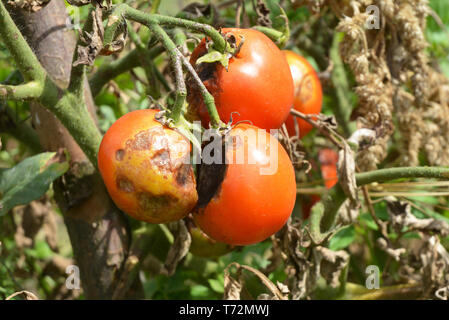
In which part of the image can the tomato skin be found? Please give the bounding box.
[193,123,297,246]
[319,148,339,189]
[283,50,323,138]
[188,28,294,130]
[301,148,338,219]
[97,109,198,224]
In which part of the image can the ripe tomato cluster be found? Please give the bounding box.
[98,28,325,250]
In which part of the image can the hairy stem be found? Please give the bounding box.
[148,23,186,123]
[0,82,43,100]
[117,4,226,52]
[0,1,45,82]
[319,166,449,232]
[89,46,164,97]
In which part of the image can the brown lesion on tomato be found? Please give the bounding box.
[195,140,227,209]
[137,191,177,212]
[175,163,194,187]
[116,175,135,193]
[115,149,125,161]
[186,43,221,119]
[126,127,167,151]
[298,74,313,103]
[150,148,171,172]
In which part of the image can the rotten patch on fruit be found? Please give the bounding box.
[116,175,134,193]
[115,149,125,161]
[195,136,228,209]
[137,192,175,213]
[176,163,194,187]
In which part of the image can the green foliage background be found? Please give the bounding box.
[1,0,449,300]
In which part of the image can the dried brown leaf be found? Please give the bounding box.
[6,290,39,300]
[162,220,191,276]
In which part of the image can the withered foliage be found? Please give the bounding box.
[6,0,50,12]
[335,0,449,169]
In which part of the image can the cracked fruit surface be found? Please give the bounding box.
[193,123,297,246]
[283,50,323,138]
[98,109,198,224]
[188,28,294,130]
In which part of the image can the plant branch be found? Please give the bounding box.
[116,4,226,52]
[148,23,186,123]
[319,166,449,233]
[0,82,43,100]
[89,46,164,97]
[0,1,45,82]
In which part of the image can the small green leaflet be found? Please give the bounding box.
[329,225,356,251]
[196,50,230,70]
[0,152,69,216]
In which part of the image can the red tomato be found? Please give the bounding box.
[98,109,198,223]
[301,149,338,219]
[283,50,323,138]
[319,148,339,189]
[193,123,297,245]
[188,28,294,130]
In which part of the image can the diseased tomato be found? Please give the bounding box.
[188,28,294,130]
[301,148,338,219]
[193,123,297,246]
[283,50,323,138]
[97,109,198,224]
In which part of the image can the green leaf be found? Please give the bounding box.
[359,213,379,231]
[190,284,212,299]
[196,50,229,69]
[0,152,69,215]
[208,278,224,294]
[329,225,356,251]
[25,240,54,260]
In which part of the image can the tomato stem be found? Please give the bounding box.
[120,4,227,53]
[252,26,288,47]
[148,23,187,123]
[315,166,449,235]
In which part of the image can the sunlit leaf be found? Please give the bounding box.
[0,152,69,215]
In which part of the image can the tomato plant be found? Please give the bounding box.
[97,109,198,223]
[193,123,297,246]
[188,28,294,130]
[283,50,323,138]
